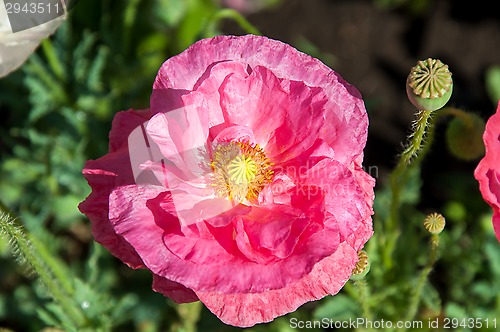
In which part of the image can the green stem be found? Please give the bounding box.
[403,235,440,328]
[390,110,433,224]
[172,301,202,332]
[28,234,74,296]
[0,204,73,294]
[384,110,435,269]
[207,9,261,36]
[412,107,465,167]
[0,211,86,328]
[353,279,373,321]
[439,107,475,126]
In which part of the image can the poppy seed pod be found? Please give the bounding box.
[424,213,446,235]
[406,58,453,111]
[350,250,370,280]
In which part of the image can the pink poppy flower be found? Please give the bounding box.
[475,101,500,241]
[79,35,375,327]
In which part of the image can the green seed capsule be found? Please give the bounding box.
[424,213,446,235]
[407,58,453,111]
[350,250,370,280]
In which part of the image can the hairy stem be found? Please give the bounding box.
[354,279,373,321]
[390,110,433,225]
[0,211,86,328]
[403,235,440,328]
[384,110,435,269]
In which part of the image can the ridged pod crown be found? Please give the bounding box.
[407,58,453,111]
[350,250,370,280]
[424,213,446,235]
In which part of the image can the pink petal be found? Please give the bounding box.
[145,109,210,185]
[79,109,157,268]
[139,159,211,196]
[218,65,287,146]
[110,186,339,294]
[210,124,256,144]
[234,197,329,263]
[152,35,368,164]
[149,88,191,115]
[265,80,327,162]
[487,170,500,242]
[475,101,500,240]
[151,60,249,124]
[109,109,152,153]
[152,274,198,303]
[303,159,373,250]
[79,152,144,269]
[494,214,500,242]
[258,172,296,206]
[146,108,209,163]
[196,242,358,327]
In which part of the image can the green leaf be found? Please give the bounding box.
[373,166,422,221]
[484,241,500,276]
[421,282,442,314]
[73,278,111,324]
[109,293,139,326]
[175,0,217,52]
[51,196,84,227]
[313,294,359,320]
[37,306,65,329]
[471,282,498,302]
[155,0,188,27]
[400,166,422,205]
[445,302,468,319]
[87,46,109,93]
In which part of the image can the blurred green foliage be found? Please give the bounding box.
[0,0,237,330]
[373,0,433,15]
[485,66,500,105]
[0,0,499,331]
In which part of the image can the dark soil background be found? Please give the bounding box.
[225,0,500,209]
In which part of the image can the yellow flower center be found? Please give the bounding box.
[210,141,273,203]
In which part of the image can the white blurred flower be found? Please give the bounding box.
[0,0,66,78]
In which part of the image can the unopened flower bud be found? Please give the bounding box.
[424,213,446,234]
[351,250,370,280]
[446,112,485,160]
[407,58,453,111]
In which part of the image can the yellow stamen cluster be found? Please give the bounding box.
[210,141,273,203]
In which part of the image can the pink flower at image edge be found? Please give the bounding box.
[79,35,375,327]
[475,101,500,241]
